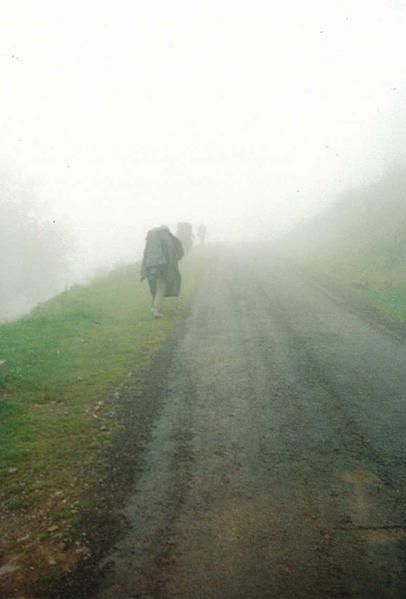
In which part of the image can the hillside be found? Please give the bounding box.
[285,167,406,320]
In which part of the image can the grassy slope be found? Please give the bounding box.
[0,252,203,590]
[286,169,406,320]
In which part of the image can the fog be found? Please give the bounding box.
[2,0,406,316]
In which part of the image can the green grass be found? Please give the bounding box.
[291,248,406,322]
[360,285,406,321]
[0,255,203,508]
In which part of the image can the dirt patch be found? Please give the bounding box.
[342,471,381,524]
[0,479,85,599]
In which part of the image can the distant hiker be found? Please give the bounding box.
[176,222,194,254]
[141,226,184,318]
[197,223,208,245]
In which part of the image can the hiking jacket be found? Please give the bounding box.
[140,227,184,297]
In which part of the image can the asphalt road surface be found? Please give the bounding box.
[90,249,406,599]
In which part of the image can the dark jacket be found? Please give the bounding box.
[141,227,184,297]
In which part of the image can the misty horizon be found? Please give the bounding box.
[2,0,406,317]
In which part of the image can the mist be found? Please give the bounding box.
[0,171,72,319]
[2,0,406,316]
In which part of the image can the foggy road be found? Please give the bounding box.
[88,249,406,599]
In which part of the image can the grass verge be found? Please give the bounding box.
[0,251,204,597]
[289,249,406,324]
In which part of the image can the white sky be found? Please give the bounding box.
[2,0,406,271]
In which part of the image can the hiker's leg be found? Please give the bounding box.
[153,275,166,314]
[148,277,156,301]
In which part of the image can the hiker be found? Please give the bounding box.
[176,221,194,254]
[141,226,184,318]
[197,223,208,245]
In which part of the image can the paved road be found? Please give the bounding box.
[92,249,406,598]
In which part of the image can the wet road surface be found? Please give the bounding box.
[91,250,406,598]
